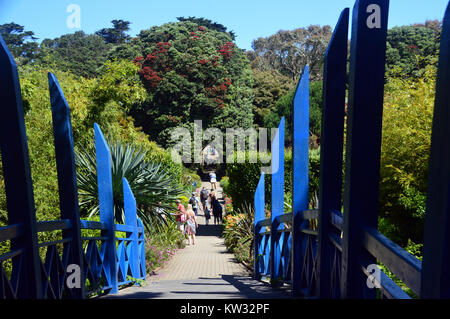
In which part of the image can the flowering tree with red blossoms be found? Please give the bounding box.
[129,21,254,147]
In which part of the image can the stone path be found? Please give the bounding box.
[102,181,292,299]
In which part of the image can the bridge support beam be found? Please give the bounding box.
[291,67,310,296]
[421,2,450,299]
[341,0,389,299]
[316,8,349,299]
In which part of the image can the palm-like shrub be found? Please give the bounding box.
[222,202,254,264]
[75,140,184,231]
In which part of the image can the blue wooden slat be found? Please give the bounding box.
[270,117,285,283]
[94,124,118,293]
[254,173,265,280]
[316,8,349,299]
[48,72,85,298]
[0,34,42,299]
[421,1,450,299]
[137,218,146,278]
[0,224,24,242]
[80,220,108,230]
[122,178,140,280]
[292,66,310,296]
[363,227,421,295]
[341,0,389,299]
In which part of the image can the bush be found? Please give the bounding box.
[225,148,320,210]
[222,203,254,267]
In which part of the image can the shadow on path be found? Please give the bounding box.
[102,275,293,299]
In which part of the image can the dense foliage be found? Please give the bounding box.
[247,25,332,81]
[75,140,184,231]
[386,22,441,78]
[378,62,437,246]
[264,80,323,146]
[225,148,321,210]
[129,21,254,147]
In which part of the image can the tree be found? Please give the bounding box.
[0,22,38,63]
[248,25,332,81]
[38,31,111,78]
[130,21,254,147]
[176,17,236,40]
[264,81,323,146]
[96,19,132,44]
[251,69,294,127]
[386,24,440,78]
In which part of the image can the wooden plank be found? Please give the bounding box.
[94,124,118,293]
[122,178,140,278]
[360,264,411,299]
[48,73,85,298]
[421,2,450,299]
[256,218,271,228]
[330,210,344,231]
[0,34,42,299]
[254,174,265,280]
[80,236,108,241]
[275,213,293,225]
[341,0,389,299]
[36,220,71,233]
[114,224,135,233]
[292,65,310,297]
[301,210,319,220]
[80,220,108,230]
[316,8,349,299]
[0,224,24,242]
[0,248,23,263]
[270,118,285,283]
[363,227,422,296]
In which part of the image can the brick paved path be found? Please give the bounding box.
[103,181,292,299]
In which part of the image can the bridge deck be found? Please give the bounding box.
[102,182,292,299]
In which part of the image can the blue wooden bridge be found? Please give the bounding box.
[2,0,450,299]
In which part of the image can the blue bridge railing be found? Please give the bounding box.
[0,36,145,298]
[254,0,450,299]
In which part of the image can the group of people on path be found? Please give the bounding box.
[174,184,223,246]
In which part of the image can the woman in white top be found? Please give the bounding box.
[209,172,217,190]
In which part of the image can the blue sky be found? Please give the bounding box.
[0,0,448,51]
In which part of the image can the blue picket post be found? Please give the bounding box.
[94,123,119,294]
[316,8,349,299]
[291,66,310,296]
[48,73,85,298]
[254,173,265,280]
[421,2,450,299]
[270,117,285,285]
[137,218,146,278]
[122,177,140,281]
[341,0,389,298]
[0,35,42,299]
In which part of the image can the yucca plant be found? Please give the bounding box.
[75,140,184,231]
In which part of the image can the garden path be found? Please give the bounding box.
[102,181,292,299]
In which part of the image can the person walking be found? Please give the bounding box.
[185,204,198,245]
[209,171,217,190]
[204,202,211,225]
[175,199,186,235]
[189,192,200,216]
[211,194,223,225]
[200,187,209,211]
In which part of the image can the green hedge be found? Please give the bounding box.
[225,148,320,210]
